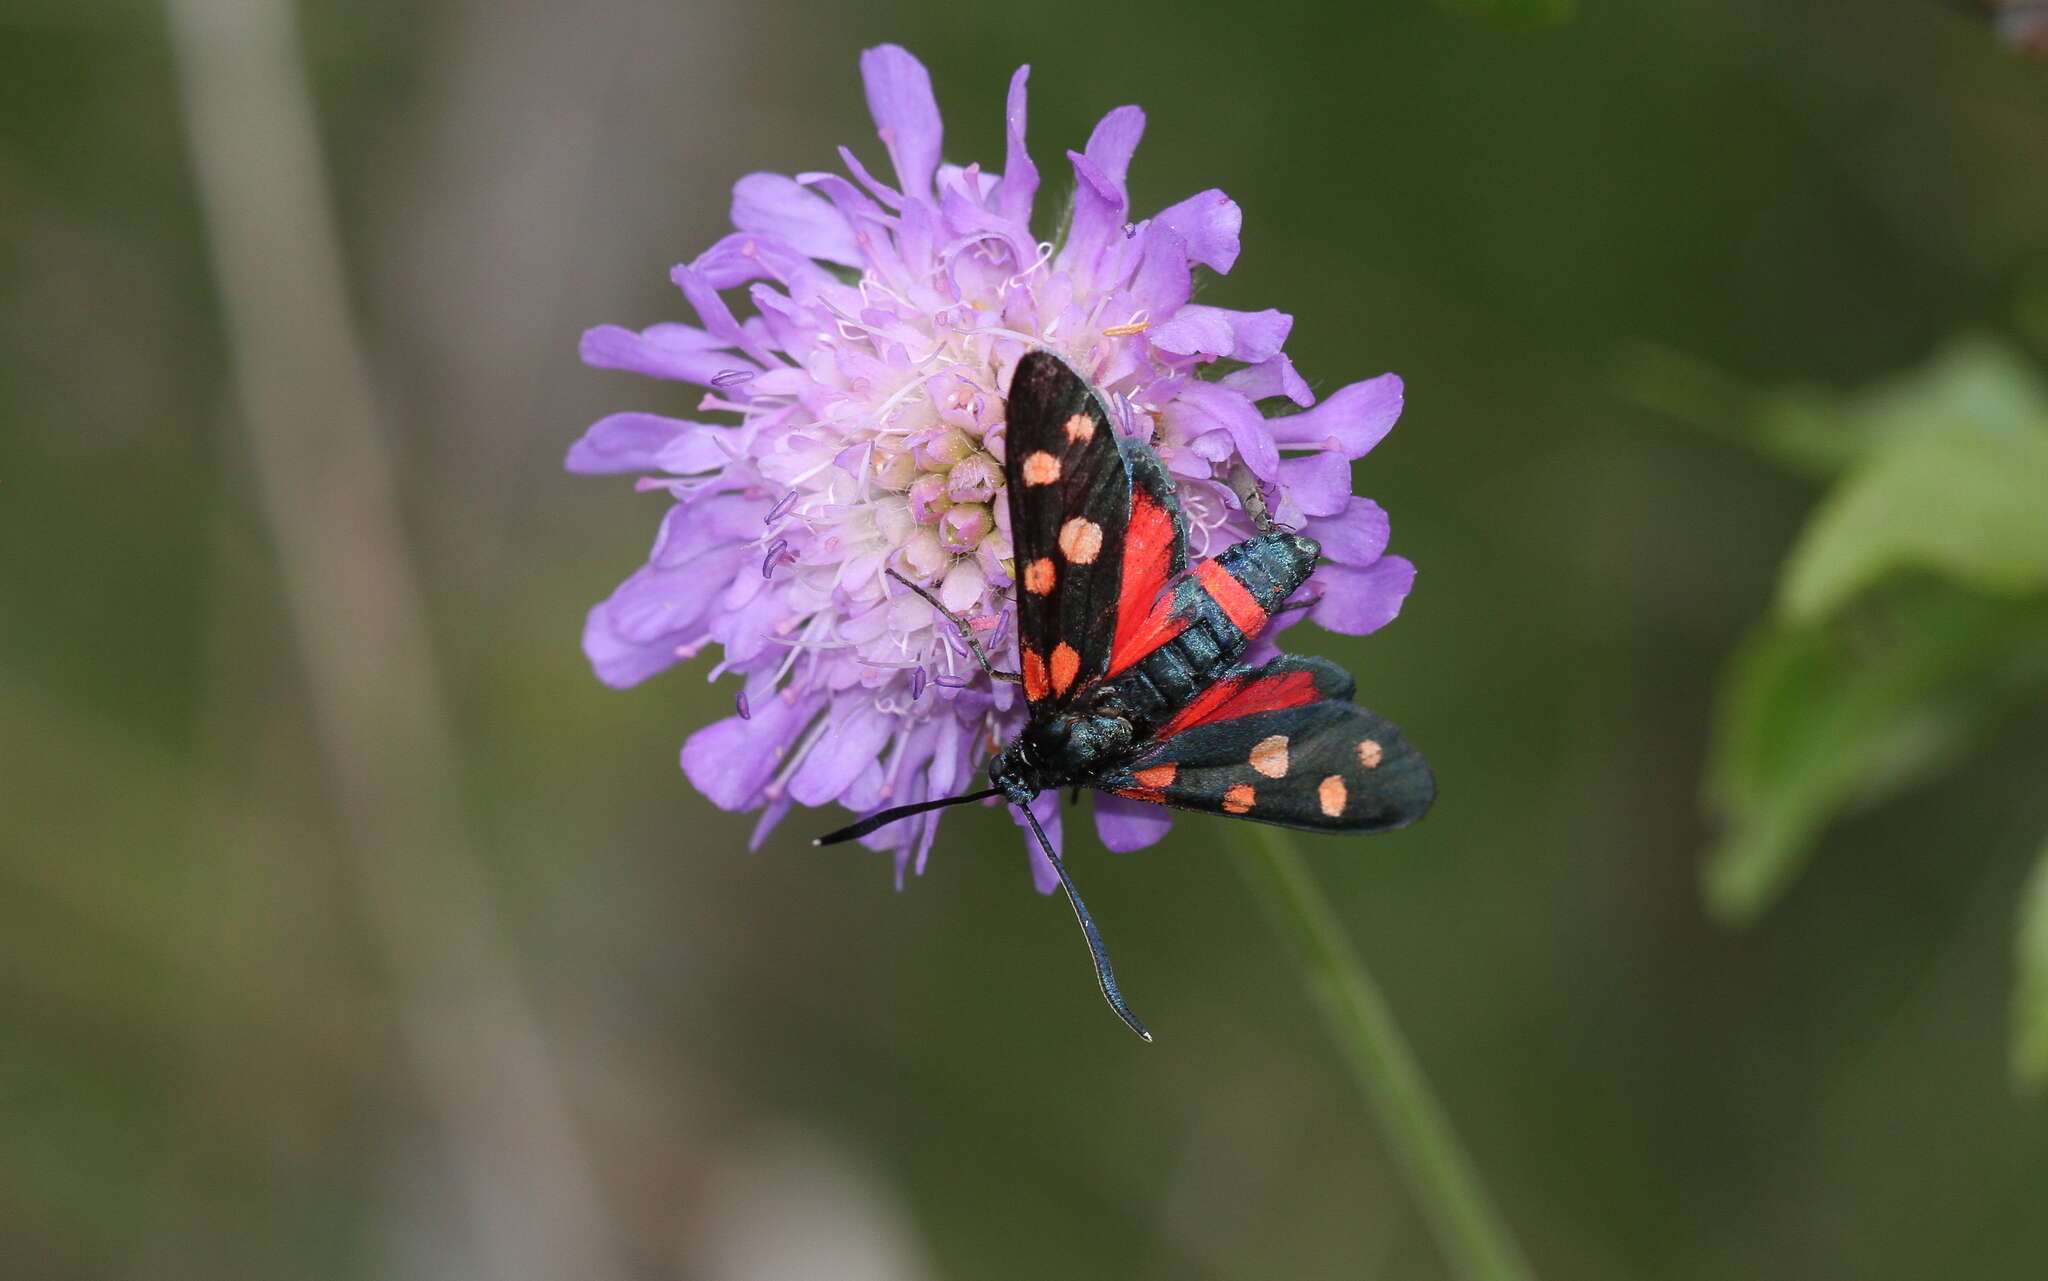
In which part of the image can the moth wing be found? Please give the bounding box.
[1097,655,1435,833]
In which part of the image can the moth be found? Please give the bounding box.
[818,349,1434,1039]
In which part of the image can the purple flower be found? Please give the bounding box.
[571,45,1415,890]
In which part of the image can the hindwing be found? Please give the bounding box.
[1097,655,1436,833]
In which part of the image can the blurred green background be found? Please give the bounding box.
[6,1,2048,1278]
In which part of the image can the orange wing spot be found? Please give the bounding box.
[1358,739,1384,769]
[1133,763,1178,789]
[1117,787,1167,804]
[1063,412,1095,443]
[1318,775,1348,818]
[1050,642,1080,695]
[1195,559,1269,637]
[1021,451,1061,485]
[1222,783,1255,814]
[1250,734,1290,778]
[1023,557,1056,595]
[1022,649,1050,701]
[1057,517,1104,564]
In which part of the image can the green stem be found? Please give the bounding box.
[1234,826,1537,1281]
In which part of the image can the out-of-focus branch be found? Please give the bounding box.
[162,1,625,1277]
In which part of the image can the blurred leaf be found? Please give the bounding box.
[1703,592,2041,923]
[1776,342,2048,622]
[1435,0,1575,29]
[2018,836,2048,1094]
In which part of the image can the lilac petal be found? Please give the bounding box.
[1149,188,1242,274]
[731,173,863,266]
[1165,382,1279,482]
[1277,450,1354,518]
[788,697,894,806]
[860,44,943,198]
[1311,555,1415,636]
[996,65,1038,224]
[682,692,816,810]
[1311,496,1391,565]
[1149,305,1292,363]
[582,598,687,689]
[1268,373,1403,457]
[670,264,778,368]
[1128,226,1193,315]
[566,412,693,474]
[1221,354,1315,408]
[1012,791,1064,895]
[1084,105,1145,189]
[1094,792,1173,852]
[580,324,740,386]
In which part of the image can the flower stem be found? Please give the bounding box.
[1234,826,1537,1281]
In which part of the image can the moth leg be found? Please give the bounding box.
[1273,593,1323,617]
[1223,460,1279,534]
[886,569,1023,684]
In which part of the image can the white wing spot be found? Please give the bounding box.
[1064,413,1095,443]
[1058,517,1103,564]
[1250,734,1290,778]
[1358,739,1384,769]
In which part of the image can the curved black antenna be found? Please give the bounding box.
[1017,801,1152,1043]
[813,787,1002,846]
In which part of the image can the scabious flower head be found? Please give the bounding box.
[572,45,1415,890]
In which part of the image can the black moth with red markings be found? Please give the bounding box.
[817,349,1434,1039]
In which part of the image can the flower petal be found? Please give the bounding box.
[565,412,693,474]
[730,174,864,267]
[1268,373,1403,457]
[1310,555,1415,635]
[580,323,740,386]
[1164,381,1279,482]
[1149,188,1241,274]
[1221,354,1314,408]
[1094,793,1173,852]
[997,64,1038,225]
[1310,496,1391,565]
[860,44,943,198]
[1277,449,1354,518]
[789,697,895,806]
[1148,305,1292,363]
[682,692,818,809]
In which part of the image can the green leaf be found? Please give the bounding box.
[1435,0,1576,29]
[1777,342,2048,623]
[2017,837,2048,1094]
[1702,592,2036,923]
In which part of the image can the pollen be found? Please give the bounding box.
[1133,763,1177,789]
[1063,413,1095,443]
[1222,783,1255,814]
[1021,451,1061,485]
[1101,320,1150,337]
[1058,517,1104,564]
[1249,734,1290,778]
[1024,557,1056,594]
[1358,739,1384,769]
[1318,775,1347,818]
[1050,641,1080,695]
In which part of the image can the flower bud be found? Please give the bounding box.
[938,502,992,553]
[898,527,949,580]
[872,447,918,490]
[907,472,951,524]
[912,427,974,471]
[946,454,1001,504]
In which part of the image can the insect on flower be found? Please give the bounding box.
[817,350,1435,1040]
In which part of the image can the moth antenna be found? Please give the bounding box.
[1017,801,1153,1043]
[814,787,1002,846]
